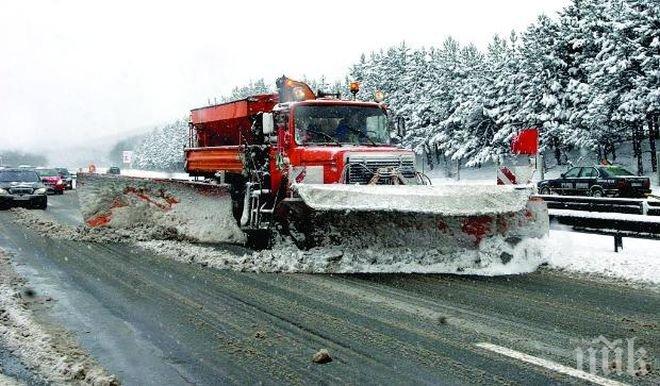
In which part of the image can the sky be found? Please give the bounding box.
[0,0,570,153]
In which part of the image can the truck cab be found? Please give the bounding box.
[185,77,422,238]
[265,98,417,190]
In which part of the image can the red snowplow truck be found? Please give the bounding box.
[78,76,548,272]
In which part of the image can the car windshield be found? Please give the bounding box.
[56,168,70,176]
[294,105,389,146]
[602,166,634,176]
[36,169,58,177]
[0,170,40,183]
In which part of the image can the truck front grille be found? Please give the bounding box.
[346,155,416,184]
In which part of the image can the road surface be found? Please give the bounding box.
[0,191,658,385]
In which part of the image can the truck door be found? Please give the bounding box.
[560,167,582,195]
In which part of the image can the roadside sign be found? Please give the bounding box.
[122,151,133,164]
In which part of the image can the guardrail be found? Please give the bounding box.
[548,209,660,252]
[536,194,660,216]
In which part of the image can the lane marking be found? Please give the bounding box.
[475,342,628,386]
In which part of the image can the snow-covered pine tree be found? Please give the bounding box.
[133,119,188,171]
[222,79,272,102]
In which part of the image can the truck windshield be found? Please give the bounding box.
[294,105,389,146]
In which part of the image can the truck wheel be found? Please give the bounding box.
[244,229,271,250]
[591,188,604,198]
[229,181,246,224]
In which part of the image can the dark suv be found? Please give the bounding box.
[0,168,48,209]
[538,165,651,198]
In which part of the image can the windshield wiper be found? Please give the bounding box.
[305,129,341,146]
[347,128,377,146]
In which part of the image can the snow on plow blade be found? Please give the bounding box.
[76,174,244,243]
[279,184,549,274]
[293,184,533,216]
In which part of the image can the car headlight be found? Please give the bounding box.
[0,188,7,195]
[34,188,47,194]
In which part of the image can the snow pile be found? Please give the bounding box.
[0,374,24,386]
[10,207,195,243]
[138,234,547,275]
[11,192,550,275]
[0,250,119,385]
[77,174,245,244]
[544,230,660,287]
[9,208,79,240]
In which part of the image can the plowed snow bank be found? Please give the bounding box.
[545,229,660,286]
[138,236,547,275]
[0,250,119,385]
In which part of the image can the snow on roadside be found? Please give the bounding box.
[544,229,660,287]
[138,234,547,275]
[10,205,547,275]
[0,373,25,386]
[0,250,119,385]
[9,202,659,284]
[9,208,191,243]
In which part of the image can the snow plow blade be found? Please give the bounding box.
[76,174,244,243]
[276,184,549,274]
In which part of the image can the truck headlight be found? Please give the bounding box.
[34,187,47,194]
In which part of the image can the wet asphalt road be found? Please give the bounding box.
[0,191,658,385]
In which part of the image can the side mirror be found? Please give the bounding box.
[263,113,274,135]
[560,173,566,178]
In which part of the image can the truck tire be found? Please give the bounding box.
[244,229,271,250]
[229,179,246,225]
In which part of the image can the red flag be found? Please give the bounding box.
[511,128,539,155]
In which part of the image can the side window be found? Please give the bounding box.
[564,168,581,178]
[580,168,598,178]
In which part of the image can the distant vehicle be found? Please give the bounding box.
[107,166,121,175]
[55,167,73,190]
[537,165,651,198]
[0,168,48,209]
[35,168,65,195]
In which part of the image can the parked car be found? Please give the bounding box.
[35,168,65,195]
[0,168,48,209]
[55,167,74,190]
[107,166,121,175]
[537,165,651,198]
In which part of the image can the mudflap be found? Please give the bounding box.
[276,194,549,273]
[76,173,245,244]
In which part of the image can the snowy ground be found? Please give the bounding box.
[0,249,118,385]
[545,229,660,286]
